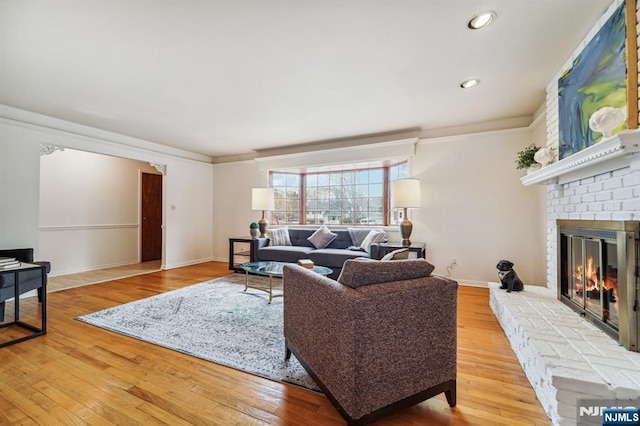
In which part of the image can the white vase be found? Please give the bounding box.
[588,107,626,139]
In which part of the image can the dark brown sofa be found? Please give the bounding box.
[283,258,458,425]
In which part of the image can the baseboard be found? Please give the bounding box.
[163,257,214,270]
[456,279,488,288]
[49,260,141,277]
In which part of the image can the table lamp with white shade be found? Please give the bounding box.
[391,179,421,246]
[252,188,275,238]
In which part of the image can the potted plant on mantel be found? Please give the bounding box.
[515,144,542,174]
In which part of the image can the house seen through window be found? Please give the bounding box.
[271,161,408,226]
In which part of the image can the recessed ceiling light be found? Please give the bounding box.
[468,11,496,29]
[460,79,480,89]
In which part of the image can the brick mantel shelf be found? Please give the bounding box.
[521,131,640,186]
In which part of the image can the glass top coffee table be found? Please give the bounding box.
[240,261,332,303]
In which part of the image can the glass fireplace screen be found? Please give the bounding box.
[561,230,619,332]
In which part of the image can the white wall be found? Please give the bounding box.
[414,129,546,286]
[212,128,547,286]
[0,110,214,271]
[164,159,215,268]
[0,123,41,251]
[212,160,268,262]
[39,149,159,275]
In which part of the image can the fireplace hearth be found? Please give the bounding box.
[558,220,640,351]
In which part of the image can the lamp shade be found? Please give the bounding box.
[252,188,275,211]
[391,179,421,209]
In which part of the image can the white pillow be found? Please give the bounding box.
[380,248,409,261]
[307,225,337,249]
[269,227,291,246]
[360,229,386,254]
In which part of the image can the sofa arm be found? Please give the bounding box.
[369,243,380,260]
[256,238,270,249]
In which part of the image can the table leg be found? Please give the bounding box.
[244,271,249,291]
[14,271,19,321]
[268,275,273,304]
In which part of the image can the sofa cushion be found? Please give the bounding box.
[257,245,313,263]
[324,229,354,249]
[288,228,316,248]
[269,227,291,246]
[380,248,409,261]
[359,229,386,254]
[308,248,369,268]
[307,225,337,249]
[337,258,435,288]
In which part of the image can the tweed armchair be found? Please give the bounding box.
[283,259,458,425]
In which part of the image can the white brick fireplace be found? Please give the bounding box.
[524,133,640,294]
[488,2,640,422]
[490,133,640,425]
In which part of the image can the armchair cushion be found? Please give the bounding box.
[337,258,435,288]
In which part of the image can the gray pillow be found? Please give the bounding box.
[269,227,291,246]
[348,227,371,247]
[307,225,337,249]
[359,229,386,254]
[380,248,409,261]
[337,258,435,288]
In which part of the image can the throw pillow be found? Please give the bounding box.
[337,258,436,288]
[380,248,409,261]
[348,227,372,248]
[307,225,337,249]
[359,229,386,254]
[269,227,291,246]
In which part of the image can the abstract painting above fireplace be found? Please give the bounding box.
[557,220,639,351]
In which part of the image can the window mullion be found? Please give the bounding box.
[383,166,389,226]
[300,173,306,225]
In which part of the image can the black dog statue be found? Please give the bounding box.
[496,260,524,293]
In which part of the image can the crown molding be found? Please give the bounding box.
[0,104,213,163]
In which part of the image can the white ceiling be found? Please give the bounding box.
[0,0,612,159]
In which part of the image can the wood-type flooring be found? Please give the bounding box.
[0,261,549,425]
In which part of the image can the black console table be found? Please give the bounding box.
[0,263,47,347]
[228,237,260,273]
[375,242,426,260]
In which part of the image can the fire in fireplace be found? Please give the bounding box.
[557,220,639,351]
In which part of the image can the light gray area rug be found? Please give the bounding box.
[76,274,319,392]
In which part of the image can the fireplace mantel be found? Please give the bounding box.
[521,131,640,186]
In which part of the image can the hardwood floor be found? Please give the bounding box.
[0,262,550,425]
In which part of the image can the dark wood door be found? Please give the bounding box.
[141,172,163,262]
